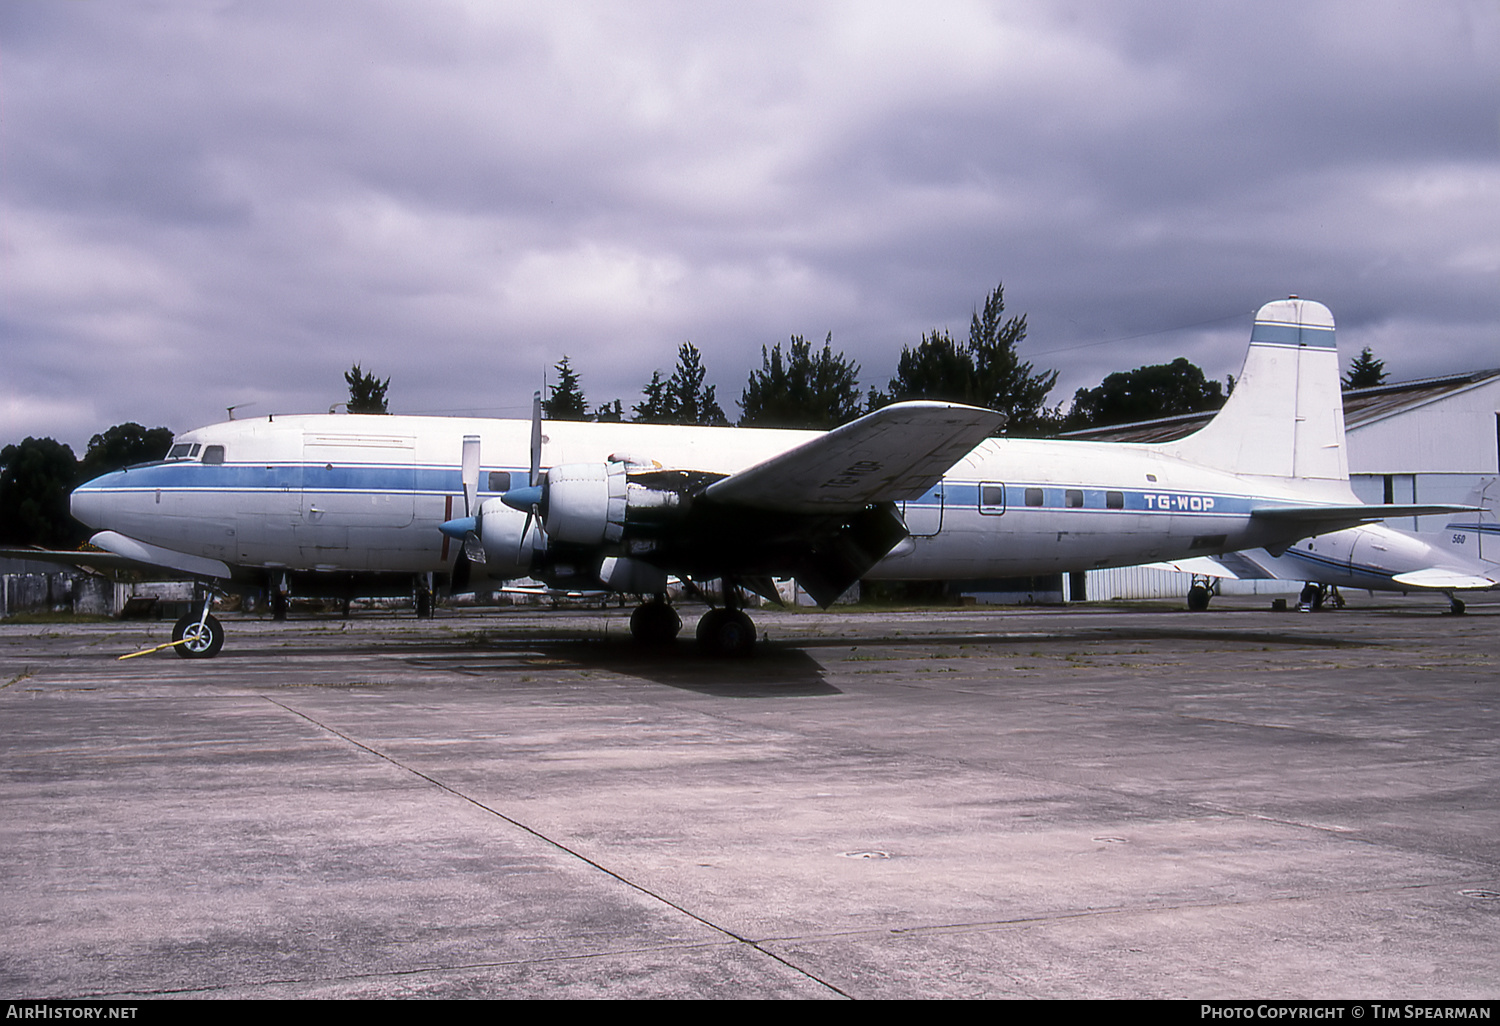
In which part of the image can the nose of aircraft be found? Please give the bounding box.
[69,473,118,530]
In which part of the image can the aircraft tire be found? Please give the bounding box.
[630,601,681,646]
[1187,584,1211,612]
[172,613,224,659]
[696,608,756,657]
[1450,598,1466,615]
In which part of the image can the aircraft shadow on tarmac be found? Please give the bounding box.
[400,634,840,697]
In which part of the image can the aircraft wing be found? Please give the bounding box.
[1391,567,1500,590]
[702,401,1006,514]
[86,531,231,578]
[1145,551,1282,581]
[1251,503,1475,530]
[0,545,146,574]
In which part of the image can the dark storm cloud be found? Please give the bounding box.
[2,1,1496,446]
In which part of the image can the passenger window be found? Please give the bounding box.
[1106,491,1124,509]
[1066,489,1084,508]
[1025,488,1044,507]
[202,445,225,465]
[488,471,512,492]
[979,483,1005,515]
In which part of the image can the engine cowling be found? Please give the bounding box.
[542,462,629,546]
[476,497,542,579]
[483,459,689,591]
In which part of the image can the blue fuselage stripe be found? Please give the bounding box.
[78,463,1261,517]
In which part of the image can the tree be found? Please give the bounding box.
[879,282,1059,434]
[543,356,589,421]
[1064,357,1227,430]
[593,399,624,422]
[633,343,728,425]
[0,437,84,548]
[344,364,390,414]
[1343,347,1387,390]
[77,423,173,483]
[738,333,863,429]
[879,327,975,407]
[633,370,671,424]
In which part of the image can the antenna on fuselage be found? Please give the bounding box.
[227,402,256,420]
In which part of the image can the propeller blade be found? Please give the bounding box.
[443,436,484,595]
[529,390,542,487]
[460,434,481,516]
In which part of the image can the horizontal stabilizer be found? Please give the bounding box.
[1145,556,1242,579]
[1391,568,1499,590]
[1145,551,1281,581]
[1252,503,1474,531]
[704,401,1006,514]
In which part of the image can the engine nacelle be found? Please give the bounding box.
[543,462,629,546]
[483,459,691,592]
[476,497,542,578]
[540,461,686,547]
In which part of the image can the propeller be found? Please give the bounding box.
[439,434,484,592]
[500,390,547,562]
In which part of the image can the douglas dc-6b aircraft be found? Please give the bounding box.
[1157,478,1499,613]
[59,297,1468,658]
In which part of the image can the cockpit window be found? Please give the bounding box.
[168,443,192,459]
[202,445,225,465]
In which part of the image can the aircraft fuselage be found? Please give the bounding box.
[71,412,1357,588]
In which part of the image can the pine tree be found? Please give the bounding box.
[1342,347,1387,390]
[344,364,390,414]
[634,343,728,425]
[739,333,863,429]
[543,356,589,420]
[880,282,1058,434]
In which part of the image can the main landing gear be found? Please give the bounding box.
[1297,583,1345,612]
[627,583,759,657]
[629,598,682,646]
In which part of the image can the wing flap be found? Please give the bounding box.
[703,401,1006,514]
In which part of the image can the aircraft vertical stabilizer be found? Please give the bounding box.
[1162,298,1348,483]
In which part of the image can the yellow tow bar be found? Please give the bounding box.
[118,638,191,661]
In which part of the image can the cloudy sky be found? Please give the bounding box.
[3,1,1498,451]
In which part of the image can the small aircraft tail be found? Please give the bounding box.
[1431,477,1499,567]
[1161,298,1349,485]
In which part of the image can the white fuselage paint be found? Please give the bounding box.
[71,412,1352,583]
[69,299,1386,590]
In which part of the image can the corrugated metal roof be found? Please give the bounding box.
[1058,367,1500,443]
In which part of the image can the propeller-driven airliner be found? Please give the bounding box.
[60,297,1468,657]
